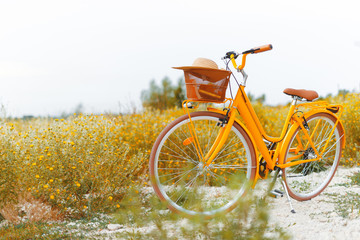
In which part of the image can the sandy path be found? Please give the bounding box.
[96,167,360,239]
[267,167,360,240]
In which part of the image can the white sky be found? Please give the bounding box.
[0,0,359,117]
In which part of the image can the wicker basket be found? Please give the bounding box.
[183,68,231,102]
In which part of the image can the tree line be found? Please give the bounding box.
[140,76,266,110]
[140,77,357,110]
[141,77,185,110]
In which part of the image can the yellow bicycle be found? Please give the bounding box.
[149,44,345,218]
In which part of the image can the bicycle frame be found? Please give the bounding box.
[182,54,345,186]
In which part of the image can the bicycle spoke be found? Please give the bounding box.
[314,126,333,150]
[159,159,189,162]
[161,166,198,185]
[204,120,220,154]
[174,174,200,204]
[177,128,199,159]
[159,170,190,178]
[217,135,241,154]
[211,164,254,169]
[284,114,342,200]
[313,120,326,143]
[322,134,343,157]
[206,169,227,185]
[163,141,198,164]
[158,167,191,170]
[213,155,247,165]
[151,113,255,216]
[167,136,198,163]
[161,145,190,160]
[212,139,244,163]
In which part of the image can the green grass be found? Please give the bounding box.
[324,170,360,219]
[110,186,291,240]
[0,214,112,239]
[349,171,360,186]
[325,192,360,218]
[0,191,291,239]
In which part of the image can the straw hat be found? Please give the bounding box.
[192,58,218,69]
[173,58,228,72]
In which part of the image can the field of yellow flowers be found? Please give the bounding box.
[0,93,358,223]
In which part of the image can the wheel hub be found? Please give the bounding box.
[196,162,206,174]
[304,148,316,160]
[302,148,317,176]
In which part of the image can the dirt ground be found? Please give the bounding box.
[267,167,360,240]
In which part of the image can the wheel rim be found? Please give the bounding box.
[152,114,254,216]
[284,115,342,199]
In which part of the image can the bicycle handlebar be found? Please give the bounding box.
[224,44,273,70]
[242,44,273,54]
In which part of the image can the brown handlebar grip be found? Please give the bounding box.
[253,44,273,53]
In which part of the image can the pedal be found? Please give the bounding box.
[269,190,284,198]
[274,189,284,196]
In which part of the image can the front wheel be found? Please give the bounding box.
[149,111,256,218]
[282,112,344,201]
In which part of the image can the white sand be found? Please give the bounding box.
[97,167,360,239]
[267,167,360,240]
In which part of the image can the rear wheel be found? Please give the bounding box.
[283,112,344,201]
[149,111,256,217]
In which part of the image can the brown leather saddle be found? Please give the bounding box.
[283,88,319,101]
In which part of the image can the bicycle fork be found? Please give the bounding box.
[203,108,237,167]
[183,103,237,168]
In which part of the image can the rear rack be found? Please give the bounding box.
[296,101,343,116]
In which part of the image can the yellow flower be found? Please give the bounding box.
[76,183,81,187]
[108,196,113,201]
[116,204,120,208]
[49,179,54,183]
[83,205,87,209]
[49,167,54,171]
[50,195,54,200]
[72,166,76,169]
[32,162,36,166]
[96,162,100,165]
[36,175,40,178]
[44,185,49,189]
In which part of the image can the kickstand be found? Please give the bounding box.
[267,168,296,214]
[279,170,296,214]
